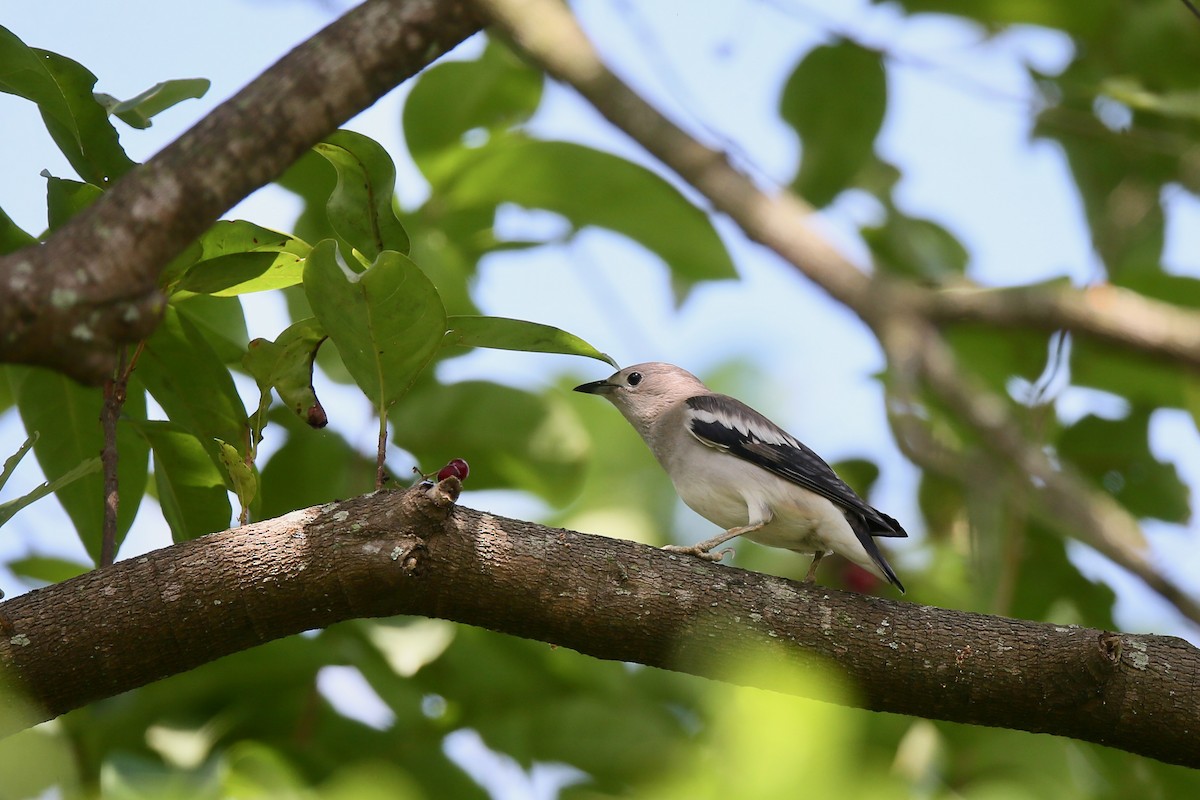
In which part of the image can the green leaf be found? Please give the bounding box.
[390,381,589,506]
[781,41,886,207]
[258,408,378,519]
[314,130,409,259]
[443,136,736,287]
[42,171,103,231]
[864,210,968,280]
[0,25,134,185]
[443,315,617,368]
[404,40,543,183]
[829,458,880,500]
[0,204,37,254]
[129,420,231,542]
[7,367,148,563]
[303,242,446,414]
[94,77,210,129]
[173,294,250,364]
[6,555,89,585]
[136,305,248,457]
[243,317,329,428]
[1057,410,1190,523]
[169,220,311,296]
[0,453,100,528]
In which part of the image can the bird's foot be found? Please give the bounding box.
[663,544,733,562]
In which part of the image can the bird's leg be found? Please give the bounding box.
[804,551,826,583]
[663,522,766,562]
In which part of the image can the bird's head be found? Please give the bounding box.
[574,362,708,437]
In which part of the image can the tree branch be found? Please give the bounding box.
[0,483,1197,766]
[0,0,483,385]
[472,0,1200,627]
[905,280,1200,371]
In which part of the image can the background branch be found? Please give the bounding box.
[0,0,483,384]
[1,483,1197,767]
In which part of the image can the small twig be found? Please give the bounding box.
[1181,0,1200,23]
[375,413,388,490]
[98,348,130,567]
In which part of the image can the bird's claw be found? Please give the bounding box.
[663,544,733,562]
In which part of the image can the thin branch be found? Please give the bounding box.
[471,0,1200,625]
[1,485,1197,766]
[98,347,129,567]
[0,0,483,385]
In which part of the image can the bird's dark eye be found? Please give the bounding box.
[627,372,643,387]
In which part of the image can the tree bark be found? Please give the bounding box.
[1,481,1197,768]
[0,0,483,385]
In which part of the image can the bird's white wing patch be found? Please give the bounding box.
[687,401,797,448]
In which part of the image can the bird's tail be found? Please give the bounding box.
[851,515,905,593]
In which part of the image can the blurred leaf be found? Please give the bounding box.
[1071,336,1194,410]
[0,204,36,254]
[0,454,100,529]
[94,77,209,129]
[0,727,80,800]
[275,150,339,247]
[443,315,617,367]
[441,135,736,287]
[878,0,1109,34]
[391,381,589,506]
[944,323,1055,392]
[303,242,446,415]
[1034,99,1168,280]
[1009,520,1117,628]
[917,470,966,542]
[1057,409,1189,523]
[7,368,147,563]
[129,420,231,542]
[404,39,543,183]
[136,305,248,456]
[314,130,409,259]
[781,41,886,207]
[169,220,310,296]
[41,172,102,231]
[401,209,484,317]
[0,25,133,184]
[7,555,90,584]
[258,408,378,519]
[829,458,880,500]
[864,210,968,280]
[243,317,328,429]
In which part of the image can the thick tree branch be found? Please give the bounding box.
[0,0,483,385]
[0,484,1197,766]
[474,0,1200,626]
[904,280,1200,371]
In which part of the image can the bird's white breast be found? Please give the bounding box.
[663,432,853,554]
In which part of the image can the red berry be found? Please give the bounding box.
[842,563,880,594]
[436,458,470,482]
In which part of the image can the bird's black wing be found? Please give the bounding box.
[684,394,907,539]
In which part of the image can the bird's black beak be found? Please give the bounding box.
[574,379,616,394]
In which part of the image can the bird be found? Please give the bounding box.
[574,362,906,592]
